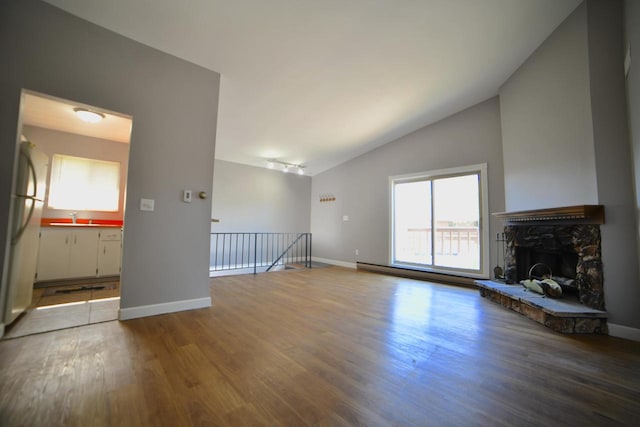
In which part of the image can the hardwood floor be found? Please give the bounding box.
[0,267,639,426]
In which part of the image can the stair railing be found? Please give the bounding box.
[266,233,310,272]
[210,232,311,275]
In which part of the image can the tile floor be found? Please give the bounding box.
[3,281,120,339]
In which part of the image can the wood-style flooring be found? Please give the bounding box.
[0,267,639,426]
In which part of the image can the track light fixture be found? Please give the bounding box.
[266,159,306,175]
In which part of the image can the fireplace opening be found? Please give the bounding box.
[515,247,579,296]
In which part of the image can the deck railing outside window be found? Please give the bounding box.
[398,226,480,270]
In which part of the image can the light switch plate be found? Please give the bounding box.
[343,215,349,221]
[140,198,155,211]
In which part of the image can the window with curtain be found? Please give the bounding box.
[48,154,120,212]
[390,164,489,278]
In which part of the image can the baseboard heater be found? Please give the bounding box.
[356,262,477,289]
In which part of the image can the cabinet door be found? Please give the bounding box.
[36,229,71,281]
[68,229,99,278]
[97,240,121,277]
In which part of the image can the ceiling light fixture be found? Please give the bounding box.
[73,107,105,123]
[267,159,306,175]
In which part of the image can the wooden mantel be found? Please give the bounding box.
[493,205,605,224]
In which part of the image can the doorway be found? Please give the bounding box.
[2,90,132,339]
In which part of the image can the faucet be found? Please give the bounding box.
[70,212,77,224]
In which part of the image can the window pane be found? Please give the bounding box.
[394,181,432,265]
[48,154,120,211]
[433,174,479,270]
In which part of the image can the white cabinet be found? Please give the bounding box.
[36,228,71,281]
[36,227,99,281]
[69,229,100,278]
[97,229,122,277]
[36,226,122,281]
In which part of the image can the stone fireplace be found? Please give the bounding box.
[504,224,604,310]
[476,205,607,334]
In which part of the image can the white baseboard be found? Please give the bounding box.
[119,297,212,321]
[312,257,357,269]
[608,323,640,342]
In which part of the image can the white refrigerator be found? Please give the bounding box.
[2,141,49,325]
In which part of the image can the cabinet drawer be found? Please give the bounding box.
[100,229,122,241]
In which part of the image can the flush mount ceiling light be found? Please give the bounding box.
[267,159,306,175]
[73,107,105,123]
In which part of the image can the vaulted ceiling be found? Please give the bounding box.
[45,0,581,175]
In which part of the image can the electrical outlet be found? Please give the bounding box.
[355,249,359,256]
[183,190,192,203]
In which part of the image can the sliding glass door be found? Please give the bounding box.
[393,180,432,265]
[391,164,488,277]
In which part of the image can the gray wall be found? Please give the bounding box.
[311,97,505,272]
[500,3,598,211]
[626,0,640,278]
[588,0,639,330]
[1,0,220,311]
[22,125,129,223]
[500,0,640,329]
[211,160,311,233]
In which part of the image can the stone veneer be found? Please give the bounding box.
[504,224,604,310]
